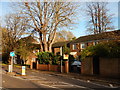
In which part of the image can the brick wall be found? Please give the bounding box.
[99,58,120,78]
[37,64,49,71]
[81,57,93,75]
[81,57,120,78]
[37,64,65,72]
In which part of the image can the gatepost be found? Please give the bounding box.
[63,54,69,73]
[36,60,39,70]
[30,60,33,69]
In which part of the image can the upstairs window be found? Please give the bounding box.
[73,44,77,50]
[81,43,85,49]
[94,41,99,46]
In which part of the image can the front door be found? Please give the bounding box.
[33,62,36,69]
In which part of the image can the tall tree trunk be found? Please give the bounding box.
[40,44,43,52]
[43,33,48,52]
[48,43,52,52]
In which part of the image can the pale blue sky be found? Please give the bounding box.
[0,2,119,38]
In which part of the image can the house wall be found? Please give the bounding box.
[70,40,113,57]
[70,42,95,57]
[99,58,120,78]
[26,54,37,65]
[53,47,60,55]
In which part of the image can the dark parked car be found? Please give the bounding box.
[71,60,81,67]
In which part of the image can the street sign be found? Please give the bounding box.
[10,51,15,57]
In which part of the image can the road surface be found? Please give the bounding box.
[1,64,117,90]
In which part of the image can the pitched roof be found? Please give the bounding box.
[71,30,120,44]
[52,41,71,48]
[19,36,39,44]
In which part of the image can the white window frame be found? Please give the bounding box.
[81,43,85,49]
[73,44,77,50]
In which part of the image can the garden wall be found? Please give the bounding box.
[81,57,93,75]
[36,64,65,72]
[81,57,120,78]
[100,58,120,78]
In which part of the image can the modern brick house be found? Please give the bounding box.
[52,30,120,58]
[70,30,120,57]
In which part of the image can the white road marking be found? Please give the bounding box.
[60,81,87,88]
[70,77,111,88]
[77,79,110,88]
[39,83,64,90]
[10,75,89,89]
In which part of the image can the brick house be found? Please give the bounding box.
[52,30,120,58]
[70,30,120,58]
[52,41,71,55]
[69,30,120,77]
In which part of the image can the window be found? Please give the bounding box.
[94,41,98,46]
[81,43,85,49]
[73,44,77,50]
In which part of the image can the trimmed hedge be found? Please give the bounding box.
[36,52,60,65]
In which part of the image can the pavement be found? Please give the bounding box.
[1,64,120,89]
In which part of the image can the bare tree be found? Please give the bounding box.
[86,2,114,34]
[54,30,75,42]
[15,1,79,52]
[2,13,29,52]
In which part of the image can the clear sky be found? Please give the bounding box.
[0,1,119,38]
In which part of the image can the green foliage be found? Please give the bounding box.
[81,41,120,60]
[36,52,60,65]
[15,40,33,64]
[63,45,70,55]
[81,46,95,60]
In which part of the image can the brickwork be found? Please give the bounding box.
[81,57,120,78]
[36,64,65,73]
[99,58,120,78]
[81,57,93,75]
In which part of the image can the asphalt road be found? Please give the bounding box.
[1,64,116,90]
[2,74,40,88]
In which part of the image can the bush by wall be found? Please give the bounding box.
[36,52,60,65]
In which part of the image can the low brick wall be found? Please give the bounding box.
[37,64,49,71]
[99,58,120,78]
[37,64,65,72]
[49,65,58,72]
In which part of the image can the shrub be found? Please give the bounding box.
[63,45,70,55]
[36,52,60,65]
